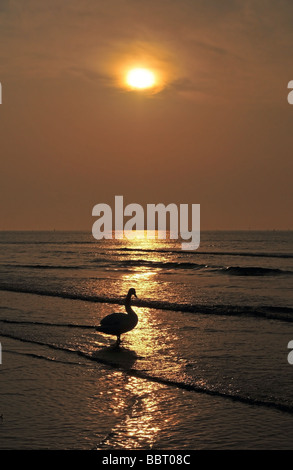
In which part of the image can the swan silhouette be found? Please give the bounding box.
[95,288,138,345]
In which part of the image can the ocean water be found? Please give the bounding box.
[0,230,293,450]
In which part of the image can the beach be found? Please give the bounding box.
[1,231,293,450]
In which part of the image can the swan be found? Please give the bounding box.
[95,288,138,345]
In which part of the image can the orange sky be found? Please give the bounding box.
[0,0,292,230]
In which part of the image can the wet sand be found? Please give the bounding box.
[1,291,293,450]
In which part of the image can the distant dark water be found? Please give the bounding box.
[0,230,292,320]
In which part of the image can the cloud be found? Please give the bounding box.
[1,0,293,101]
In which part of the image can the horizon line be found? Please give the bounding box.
[0,229,292,233]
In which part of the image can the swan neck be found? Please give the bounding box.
[125,295,136,316]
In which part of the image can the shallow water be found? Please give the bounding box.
[0,231,293,449]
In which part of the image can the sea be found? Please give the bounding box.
[0,230,293,450]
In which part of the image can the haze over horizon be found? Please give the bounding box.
[1,1,292,232]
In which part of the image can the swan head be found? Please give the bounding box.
[128,288,137,298]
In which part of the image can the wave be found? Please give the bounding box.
[6,349,82,366]
[0,318,93,329]
[0,260,214,272]
[0,240,94,245]
[219,266,293,276]
[2,330,293,416]
[1,285,293,322]
[117,247,293,259]
[3,259,292,277]
[115,260,293,276]
[91,258,207,271]
[1,263,85,270]
[1,239,292,259]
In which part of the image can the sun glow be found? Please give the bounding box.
[126,68,156,90]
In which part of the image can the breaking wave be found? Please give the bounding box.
[1,285,292,322]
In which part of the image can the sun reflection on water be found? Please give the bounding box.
[97,375,169,449]
[93,270,190,449]
[91,235,194,449]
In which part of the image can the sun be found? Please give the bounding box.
[126,68,156,90]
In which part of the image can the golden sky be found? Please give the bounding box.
[0,0,292,230]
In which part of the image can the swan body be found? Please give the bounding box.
[96,288,138,345]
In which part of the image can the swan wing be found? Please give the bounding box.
[100,312,126,327]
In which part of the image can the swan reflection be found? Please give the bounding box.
[92,345,138,370]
